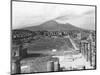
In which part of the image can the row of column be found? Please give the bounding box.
[80,42,93,66]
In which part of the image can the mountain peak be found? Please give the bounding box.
[22,20,84,31]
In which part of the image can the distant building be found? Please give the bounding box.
[12,45,20,57]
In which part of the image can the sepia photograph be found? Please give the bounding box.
[11,0,96,75]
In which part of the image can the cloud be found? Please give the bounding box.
[55,8,95,30]
[12,1,95,30]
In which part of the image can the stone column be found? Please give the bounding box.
[47,61,54,72]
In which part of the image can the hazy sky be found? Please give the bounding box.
[12,1,95,30]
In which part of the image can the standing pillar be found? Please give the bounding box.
[85,43,89,61]
[47,61,54,72]
[80,42,82,53]
[54,61,60,71]
[89,42,92,66]
[83,43,85,58]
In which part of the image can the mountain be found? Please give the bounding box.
[22,20,85,31]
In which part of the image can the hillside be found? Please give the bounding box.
[22,20,84,31]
